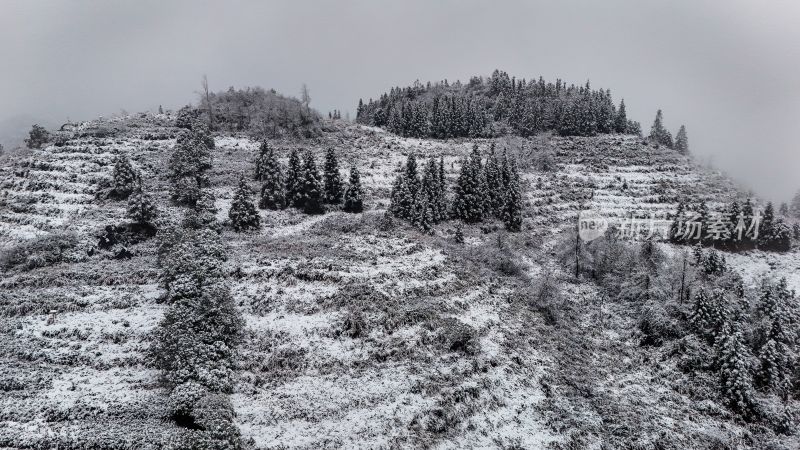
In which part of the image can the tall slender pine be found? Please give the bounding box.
[301,152,325,215]
[323,148,344,204]
[285,149,303,208]
[343,165,364,213]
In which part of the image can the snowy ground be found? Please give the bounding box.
[1,115,797,448]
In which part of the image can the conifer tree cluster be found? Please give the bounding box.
[647,110,689,153]
[451,145,523,231]
[690,288,727,343]
[357,70,641,138]
[151,217,244,447]
[669,199,791,252]
[389,145,524,232]
[112,154,139,199]
[228,176,260,231]
[685,271,800,419]
[714,319,758,418]
[389,153,447,232]
[168,120,214,206]
[755,278,796,396]
[256,146,363,215]
[648,110,674,148]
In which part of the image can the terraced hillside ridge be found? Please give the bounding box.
[1,112,798,449]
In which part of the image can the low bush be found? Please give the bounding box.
[0,232,81,271]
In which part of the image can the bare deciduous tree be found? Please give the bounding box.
[301,83,311,113]
[202,74,214,130]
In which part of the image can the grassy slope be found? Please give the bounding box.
[0,114,797,449]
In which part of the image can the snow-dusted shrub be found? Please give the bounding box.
[427,317,479,355]
[339,310,367,338]
[174,105,199,130]
[638,300,686,346]
[163,394,243,450]
[419,384,482,435]
[168,381,209,418]
[523,273,563,326]
[24,124,49,149]
[0,232,80,271]
[260,345,308,378]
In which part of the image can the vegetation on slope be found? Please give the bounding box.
[356,69,643,138]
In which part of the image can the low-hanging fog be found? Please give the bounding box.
[1,0,798,201]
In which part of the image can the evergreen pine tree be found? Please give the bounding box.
[257,148,285,210]
[389,154,420,219]
[323,148,344,204]
[254,142,274,182]
[691,288,726,343]
[757,310,792,395]
[757,279,778,319]
[389,173,407,218]
[674,125,689,154]
[715,320,757,418]
[285,149,303,208]
[169,122,214,206]
[614,99,628,133]
[127,181,157,225]
[741,199,756,249]
[648,109,674,148]
[419,156,447,224]
[184,189,220,232]
[726,200,742,250]
[758,202,776,249]
[412,194,435,233]
[343,165,364,213]
[301,152,325,215]
[112,154,139,199]
[228,177,260,231]
[452,145,487,223]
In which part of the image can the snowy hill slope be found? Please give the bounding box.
[1,113,797,449]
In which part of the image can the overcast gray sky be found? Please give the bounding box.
[1,0,799,200]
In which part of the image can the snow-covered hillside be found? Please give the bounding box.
[1,113,797,449]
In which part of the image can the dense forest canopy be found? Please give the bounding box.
[356,69,641,139]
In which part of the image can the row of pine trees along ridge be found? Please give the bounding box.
[355,70,690,154]
[389,144,523,233]
[669,199,793,252]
